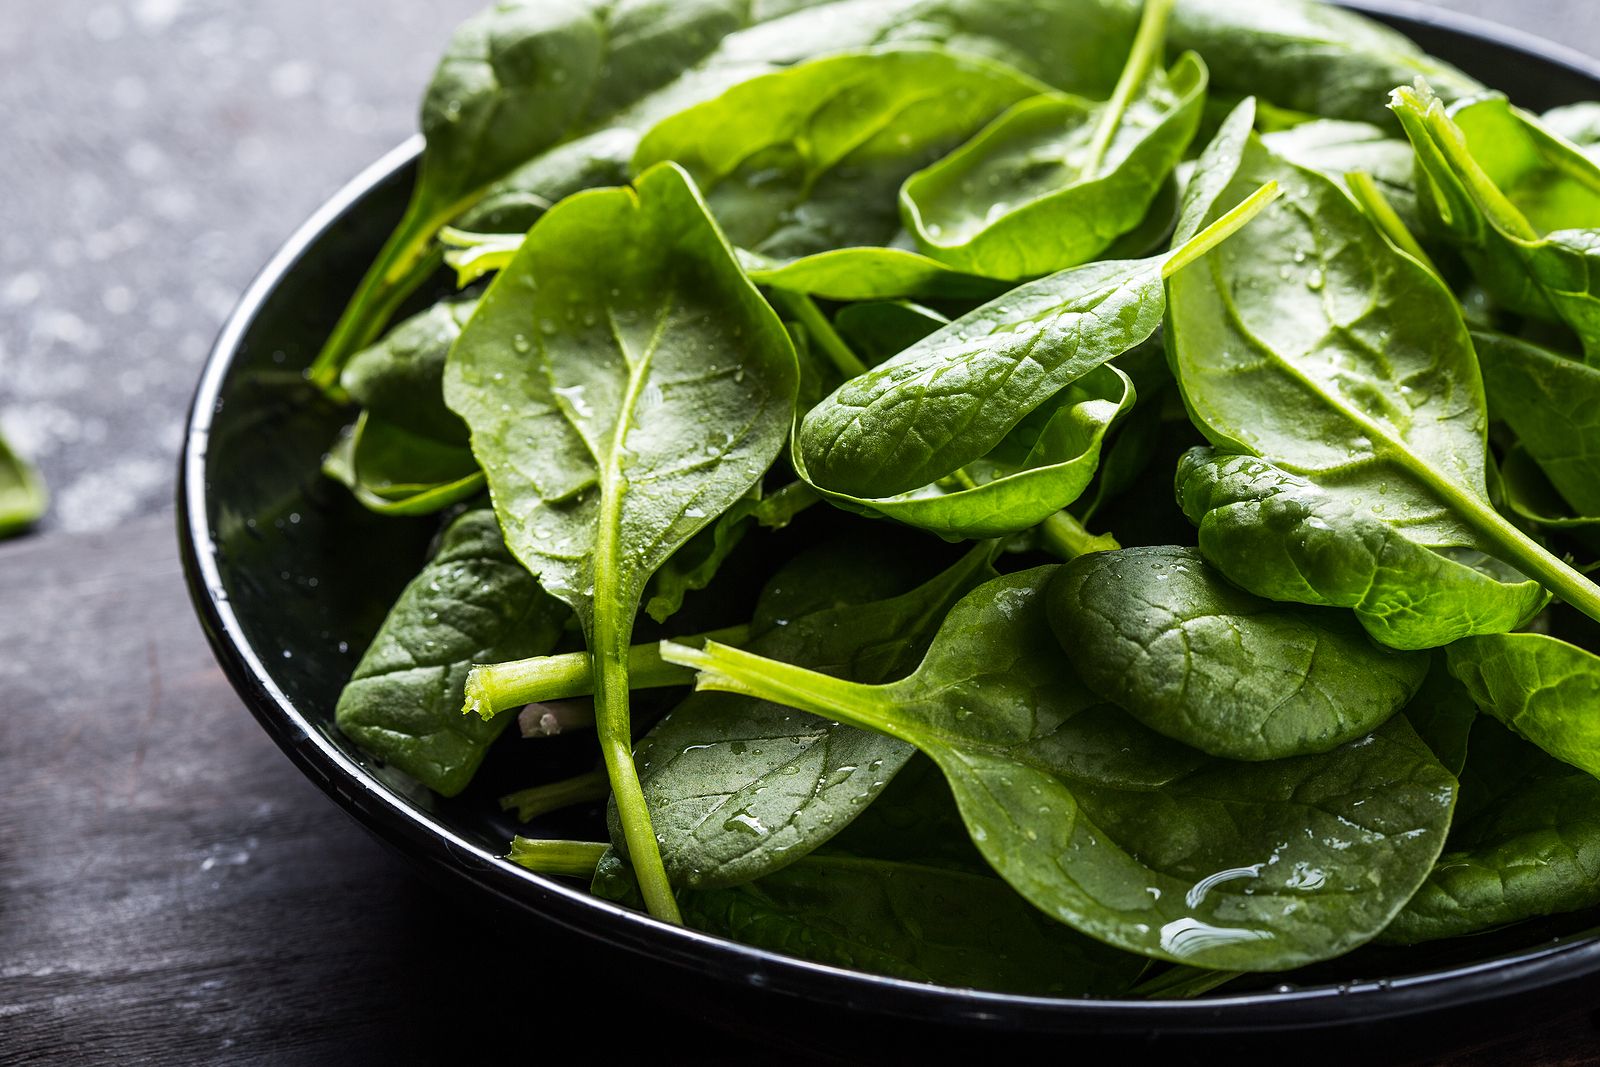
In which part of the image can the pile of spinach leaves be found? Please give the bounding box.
[318,0,1600,997]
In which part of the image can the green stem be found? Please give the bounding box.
[1346,171,1442,278]
[661,639,903,740]
[1463,498,1600,626]
[507,837,609,878]
[1038,510,1120,559]
[305,197,456,393]
[439,227,525,287]
[464,623,752,720]
[769,290,868,378]
[1082,0,1175,177]
[1163,181,1282,278]
[500,769,611,822]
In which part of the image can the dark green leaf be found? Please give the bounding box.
[832,301,950,365]
[1447,632,1600,780]
[322,413,486,517]
[1476,330,1600,519]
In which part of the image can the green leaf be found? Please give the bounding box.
[1542,102,1600,159]
[1476,330,1600,519]
[632,48,1047,264]
[1260,118,1420,231]
[308,0,756,390]
[793,180,1277,534]
[1402,656,1477,778]
[322,413,486,517]
[1049,546,1429,760]
[444,161,798,922]
[1385,716,1600,944]
[1177,449,1546,650]
[452,127,638,235]
[1167,100,1600,635]
[335,509,567,796]
[1392,85,1600,363]
[832,301,950,365]
[340,298,476,445]
[667,567,1457,971]
[743,246,1008,303]
[902,0,1206,280]
[0,429,46,539]
[1447,632,1600,781]
[627,540,998,889]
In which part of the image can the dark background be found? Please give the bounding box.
[2,1,1599,1062]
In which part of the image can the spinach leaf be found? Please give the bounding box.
[1476,330,1600,520]
[631,48,1047,263]
[340,298,476,444]
[1260,118,1420,231]
[1385,717,1600,944]
[452,127,639,236]
[793,180,1277,521]
[1402,657,1477,778]
[901,0,1205,280]
[0,429,46,539]
[1166,101,1600,634]
[743,246,1007,303]
[335,509,567,796]
[1177,449,1545,650]
[572,842,1144,995]
[666,567,1457,971]
[832,301,949,364]
[1543,102,1600,160]
[643,480,818,624]
[444,162,799,921]
[1447,632,1600,781]
[1392,85,1600,362]
[308,0,753,390]
[626,541,997,889]
[801,365,1136,540]
[322,413,485,517]
[1050,546,1429,760]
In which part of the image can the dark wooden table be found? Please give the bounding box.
[3,1,1600,1063]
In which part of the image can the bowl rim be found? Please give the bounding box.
[179,0,1600,1033]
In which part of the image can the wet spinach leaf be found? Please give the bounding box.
[667,567,1456,971]
[335,509,567,796]
[444,162,798,921]
[1447,632,1600,781]
[1050,546,1428,760]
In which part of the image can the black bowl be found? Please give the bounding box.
[179,0,1600,1047]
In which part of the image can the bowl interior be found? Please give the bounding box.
[183,3,1600,1031]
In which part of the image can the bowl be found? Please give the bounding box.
[179,0,1600,1045]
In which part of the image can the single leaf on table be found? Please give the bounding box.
[1177,450,1546,650]
[1446,632,1600,780]
[322,412,486,517]
[1166,100,1600,635]
[631,48,1047,267]
[308,0,755,390]
[1475,330,1600,520]
[901,0,1206,280]
[0,430,46,539]
[444,162,799,922]
[335,509,567,796]
[578,844,1145,995]
[623,539,998,890]
[792,180,1278,537]
[1385,716,1600,944]
[666,567,1457,972]
[1392,85,1600,363]
[1049,546,1429,760]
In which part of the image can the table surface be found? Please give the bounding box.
[3,1,1600,1062]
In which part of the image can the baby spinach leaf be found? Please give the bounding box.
[1542,101,1600,160]
[1392,85,1600,363]
[795,180,1277,506]
[335,509,567,796]
[340,298,476,445]
[1049,546,1429,760]
[1167,101,1600,633]
[1476,330,1600,520]
[1403,657,1476,778]
[832,301,949,364]
[626,541,997,889]
[643,480,818,624]
[451,127,639,236]
[1385,717,1600,944]
[743,246,1007,303]
[632,48,1047,264]
[0,429,46,539]
[902,0,1205,280]
[1177,450,1545,650]
[576,842,1144,995]
[444,162,798,922]
[1260,118,1419,231]
[799,364,1136,540]
[667,567,1457,971]
[309,0,753,390]
[322,413,486,517]
[1447,632,1600,781]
